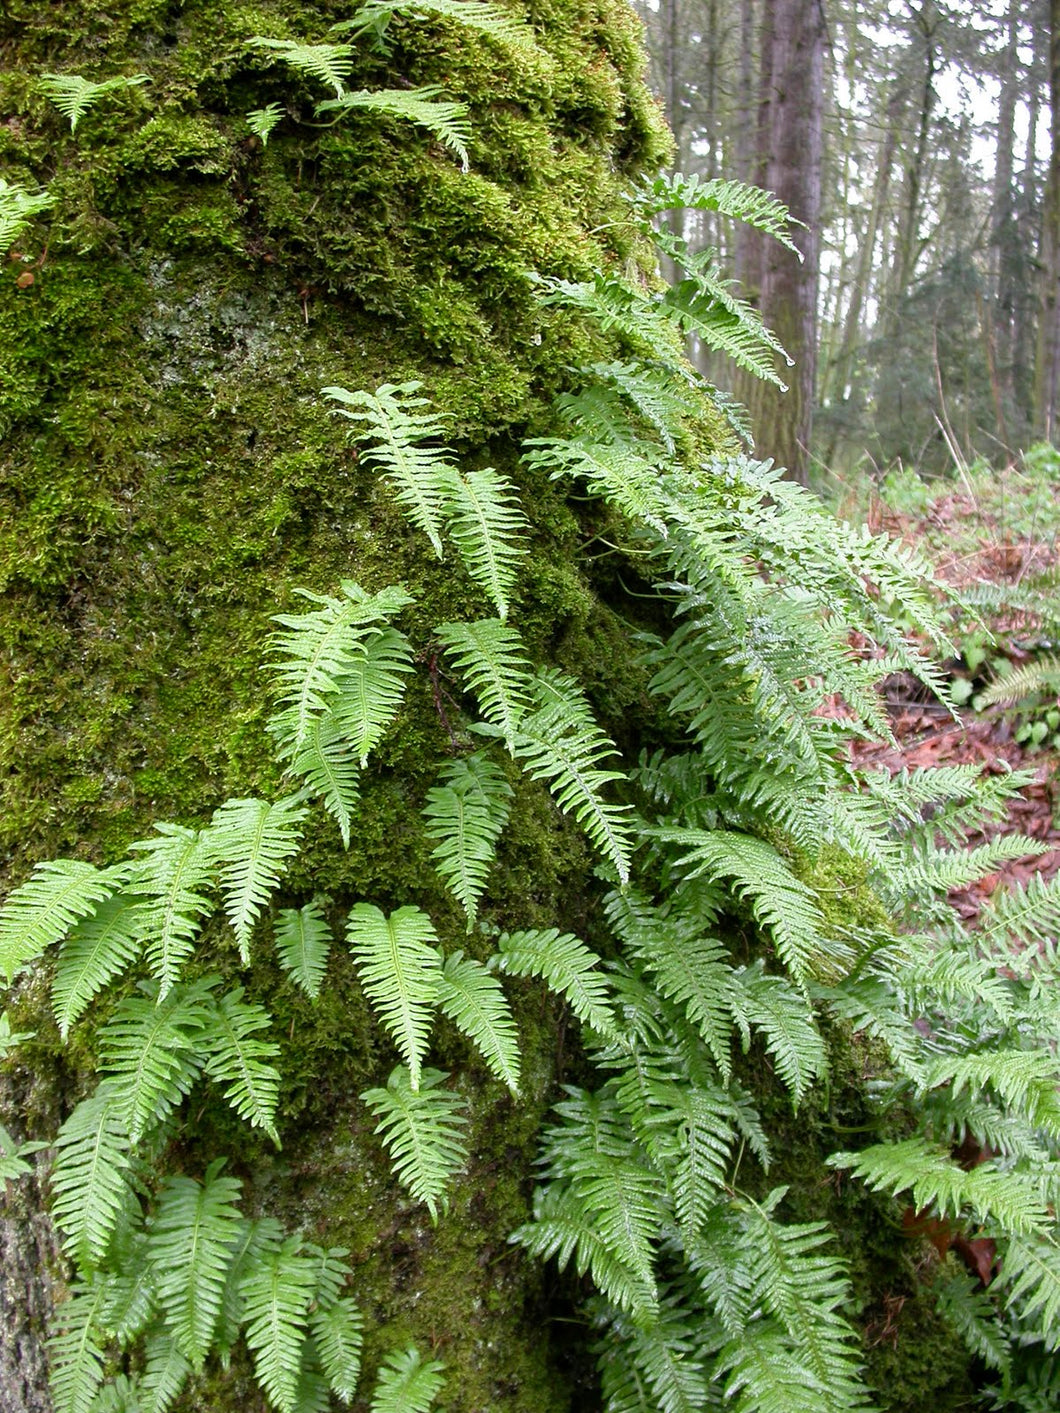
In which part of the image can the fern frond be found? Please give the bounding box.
[422,752,512,926]
[268,580,413,756]
[139,1332,192,1413]
[922,1050,1060,1138]
[127,824,215,998]
[98,981,211,1142]
[512,676,633,884]
[310,1297,363,1402]
[370,1343,445,1413]
[52,894,149,1038]
[322,382,454,555]
[978,655,1060,708]
[999,1233,1060,1347]
[288,712,361,848]
[716,1323,829,1413]
[438,950,520,1092]
[523,432,670,535]
[0,1121,45,1181]
[435,618,533,746]
[585,361,697,454]
[726,963,826,1104]
[610,1298,711,1413]
[660,270,789,388]
[0,859,122,983]
[101,1234,156,1343]
[214,1217,284,1365]
[48,1278,109,1413]
[247,102,286,144]
[247,37,354,96]
[200,987,282,1143]
[146,1160,244,1368]
[240,1236,320,1413]
[51,1082,134,1269]
[0,176,54,252]
[346,904,443,1089]
[362,1066,468,1219]
[331,626,414,767]
[643,1082,735,1237]
[316,88,471,168]
[633,172,802,255]
[41,73,150,133]
[333,0,531,50]
[275,902,333,1000]
[206,796,306,963]
[495,927,617,1037]
[934,1263,1009,1373]
[439,467,528,618]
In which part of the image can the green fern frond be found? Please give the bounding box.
[275,902,333,999]
[934,1262,1009,1373]
[41,73,150,132]
[48,1278,109,1413]
[247,37,354,96]
[999,1233,1060,1347]
[642,1083,735,1237]
[981,870,1060,954]
[140,1332,192,1413]
[126,824,215,998]
[310,1297,363,1402]
[369,1343,445,1413]
[435,618,533,746]
[214,1217,284,1365]
[0,858,123,984]
[438,950,520,1092]
[422,752,512,926]
[322,382,454,555]
[288,712,361,848]
[891,833,1047,901]
[206,796,306,963]
[977,655,1060,708]
[101,1234,156,1343]
[439,467,528,618]
[659,268,790,388]
[523,431,671,535]
[362,1065,468,1219]
[247,102,286,144]
[495,927,617,1037]
[922,1050,1060,1138]
[346,904,443,1089]
[98,981,211,1142]
[512,676,633,884]
[333,0,531,51]
[316,88,471,168]
[51,1082,134,1269]
[0,176,54,251]
[241,1235,320,1413]
[0,1121,45,1182]
[268,580,413,756]
[633,172,802,254]
[146,1160,244,1368]
[52,894,149,1038]
[716,1323,830,1413]
[331,626,414,767]
[200,987,282,1143]
[584,360,698,454]
[726,963,826,1105]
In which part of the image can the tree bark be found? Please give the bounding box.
[1034,0,1060,439]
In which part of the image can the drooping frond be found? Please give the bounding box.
[438,950,520,1092]
[659,264,790,388]
[126,824,215,998]
[921,1050,1060,1138]
[310,1297,364,1402]
[40,73,150,133]
[48,1278,109,1413]
[331,626,414,767]
[322,382,455,555]
[641,1082,736,1238]
[369,1343,446,1413]
[584,360,698,454]
[51,1082,134,1269]
[633,173,801,253]
[977,654,1060,708]
[440,467,528,618]
[934,1263,1010,1373]
[0,859,122,983]
[240,1236,320,1413]
[512,675,633,884]
[422,752,512,926]
[200,987,282,1143]
[247,37,355,97]
[101,1234,155,1343]
[51,894,149,1038]
[289,712,361,848]
[346,904,443,1088]
[0,176,54,252]
[268,581,413,756]
[333,0,532,51]
[495,928,616,1038]
[98,981,211,1142]
[726,963,826,1105]
[275,902,333,1000]
[981,869,1060,953]
[524,430,671,535]
[146,1160,244,1368]
[206,796,306,962]
[214,1217,284,1365]
[435,618,533,745]
[316,88,471,169]
[999,1232,1060,1347]
[140,1332,192,1413]
[361,1066,468,1219]
[246,102,285,145]
[0,1122,45,1182]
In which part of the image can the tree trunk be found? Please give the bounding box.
[1035,0,1060,439]
[0,2,676,1409]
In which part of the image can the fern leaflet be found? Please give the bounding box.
[316,88,471,168]
[289,712,361,848]
[51,894,149,1039]
[310,1296,364,1402]
[495,928,616,1037]
[206,796,306,963]
[422,752,512,926]
[438,950,520,1092]
[201,987,283,1143]
[275,901,333,1000]
[435,618,532,746]
[346,904,443,1089]
[369,1343,446,1413]
[41,73,150,132]
[51,1082,134,1269]
[0,859,122,983]
[240,1236,320,1413]
[247,38,354,97]
[362,1066,468,1218]
[98,981,211,1142]
[48,1277,109,1413]
[440,467,528,618]
[127,824,215,998]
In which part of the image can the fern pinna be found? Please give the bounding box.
[5,179,1060,1413]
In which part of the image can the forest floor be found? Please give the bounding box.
[838,461,1060,923]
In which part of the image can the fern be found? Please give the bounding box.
[200,987,282,1143]
[51,894,149,1039]
[48,1278,109,1413]
[146,1161,244,1368]
[331,625,414,767]
[40,73,150,132]
[126,824,215,998]
[346,904,442,1089]
[422,752,512,926]
[0,858,123,983]
[725,963,826,1105]
[369,1343,446,1413]
[333,0,531,51]
[139,1333,192,1413]
[275,901,333,1000]
[435,617,533,745]
[495,927,617,1037]
[0,1121,45,1181]
[977,654,1060,708]
[323,382,455,556]
[633,172,802,254]
[934,1262,1010,1374]
[206,796,306,963]
[316,88,471,168]
[362,1066,468,1218]
[999,1233,1060,1347]
[247,102,286,144]
[51,1082,134,1269]
[240,1236,321,1413]
[438,950,520,1092]
[440,467,528,618]
[0,176,54,251]
[310,1297,364,1402]
[98,980,211,1142]
[247,38,355,97]
[288,712,361,848]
